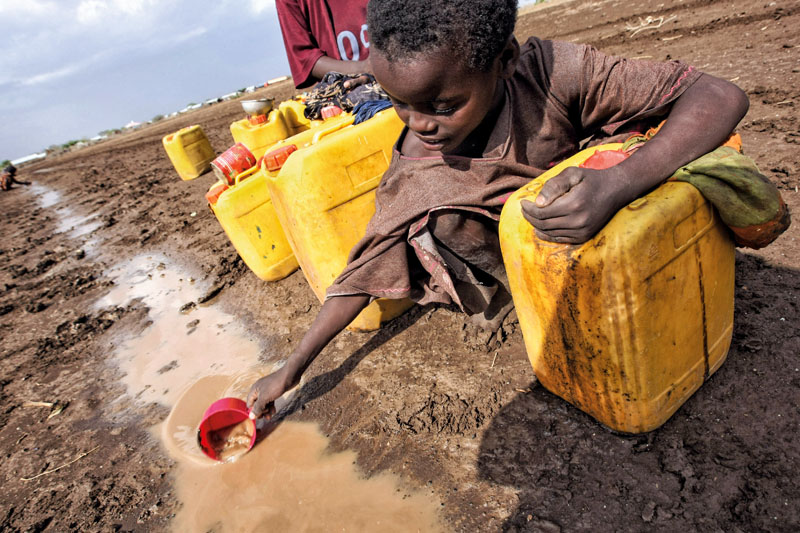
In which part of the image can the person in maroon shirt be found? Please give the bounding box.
[276,0,371,88]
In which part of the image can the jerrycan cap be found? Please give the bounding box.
[205,181,228,205]
[264,144,298,172]
[579,149,630,170]
[321,105,343,119]
[248,114,268,125]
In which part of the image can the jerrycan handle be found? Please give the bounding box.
[311,115,355,144]
[520,178,546,203]
[517,179,569,250]
[233,165,259,186]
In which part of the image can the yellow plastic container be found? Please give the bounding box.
[211,111,351,283]
[264,112,355,155]
[229,99,330,159]
[278,98,313,136]
[162,125,216,180]
[499,144,735,433]
[267,108,413,331]
[208,165,299,282]
[230,109,292,160]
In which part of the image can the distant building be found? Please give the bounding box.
[11,152,47,166]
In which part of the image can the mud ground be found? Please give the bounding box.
[1,0,798,531]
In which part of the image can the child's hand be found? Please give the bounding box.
[246,367,294,420]
[520,166,631,244]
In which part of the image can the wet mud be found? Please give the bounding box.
[1,0,799,531]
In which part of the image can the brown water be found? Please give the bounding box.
[208,418,256,462]
[162,375,445,532]
[29,183,104,238]
[102,256,445,532]
[97,254,264,406]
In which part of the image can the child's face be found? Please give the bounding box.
[371,43,517,155]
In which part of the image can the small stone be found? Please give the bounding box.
[642,501,656,522]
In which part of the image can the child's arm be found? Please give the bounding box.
[247,293,370,418]
[521,73,749,243]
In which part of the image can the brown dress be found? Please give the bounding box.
[326,37,702,326]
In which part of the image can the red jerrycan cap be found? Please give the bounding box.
[579,149,630,170]
[321,105,343,119]
[264,144,298,172]
[197,397,257,462]
[248,113,269,125]
[205,182,228,205]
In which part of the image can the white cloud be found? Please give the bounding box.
[20,51,111,86]
[21,65,83,86]
[76,0,106,24]
[76,0,163,25]
[171,27,208,45]
[113,0,162,15]
[249,0,275,15]
[0,0,57,15]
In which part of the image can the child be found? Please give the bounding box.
[247,0,748,419]
[1,164,30,191]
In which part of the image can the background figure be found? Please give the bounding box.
[1,164,30,191]
[276,0,371,88]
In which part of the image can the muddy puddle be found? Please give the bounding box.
[100,255,444,532]
[164,374,444,532]
[29,182,62,208]
[56,213,103,238]
[28,182,104,239]
[96,254,266,406]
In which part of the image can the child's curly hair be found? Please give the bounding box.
[367,0,518,72]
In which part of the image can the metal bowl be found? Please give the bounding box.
[241,98,274,115]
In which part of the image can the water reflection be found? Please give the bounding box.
[97,254,264,407]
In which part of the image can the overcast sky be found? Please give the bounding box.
[1,0,543,162]
[0,0,289,161]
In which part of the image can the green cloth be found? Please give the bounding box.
[671,146,784,228]
[618,135,791,249]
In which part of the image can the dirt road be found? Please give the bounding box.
[1,0,798,530]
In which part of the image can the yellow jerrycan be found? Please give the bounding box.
[278,98,313,136]
[266,108,413,331]
[210,112,353,282]
[499,144,735,433]
[230,109,292,160]
[206,163,299,282]
[230,98,315,159]
[162,125,216,180]
[263,109,354,155]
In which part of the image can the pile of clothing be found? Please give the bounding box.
[303,72,392,124]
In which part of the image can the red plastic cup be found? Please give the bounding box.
[197,397,257,461]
